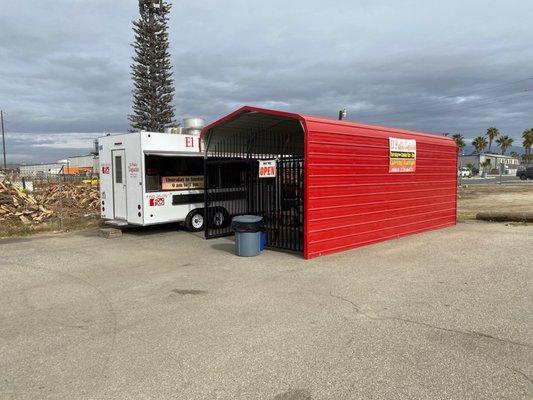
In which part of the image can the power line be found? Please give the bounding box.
[1,111,6,169]
[361,89,532,124]
[370,92,532,125]
[355,76,533,117]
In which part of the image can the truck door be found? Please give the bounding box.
[112,149,127,219]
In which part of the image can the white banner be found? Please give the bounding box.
[258,160,277,178]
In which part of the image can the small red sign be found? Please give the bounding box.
[149,197,165,207]
[101,165,110,174]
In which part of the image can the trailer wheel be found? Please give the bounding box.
[186,209,204,232]
[210,207,229,228]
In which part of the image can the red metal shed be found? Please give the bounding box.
[201,106,457,259]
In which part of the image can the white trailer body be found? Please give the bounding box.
[98,131,207,228]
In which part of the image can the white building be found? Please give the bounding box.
[19,161,67,177]
[67,154,99,174]
[460,153,520,175]
[67,154,98,169]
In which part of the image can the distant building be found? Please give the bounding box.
[18,154,99,177]
[460,153,520,175]
[67,154,98,169]
[67,154,99,175]
[19,162,67,177]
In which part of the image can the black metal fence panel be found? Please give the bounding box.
[204,120,304,253]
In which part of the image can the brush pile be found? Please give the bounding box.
[0,181,99,225]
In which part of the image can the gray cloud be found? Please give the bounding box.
[1,0,532,162]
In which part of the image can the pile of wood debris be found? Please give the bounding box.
[0,181,99,225]
[36,184,100,217]
[0,181,54,224]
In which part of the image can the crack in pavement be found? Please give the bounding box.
[16,264,118,398]
[329,291,533,384]
[329,292,533,383]
[486,354,533,384]
[329,292,532,350]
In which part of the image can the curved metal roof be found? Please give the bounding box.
[201,105,457,148]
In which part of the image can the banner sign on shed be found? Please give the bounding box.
[259,159,277,178]
[161,175,204,190]
[389,138,416,173]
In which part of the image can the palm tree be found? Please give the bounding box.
[481,158,492,174]
[452,133,466,155]
[522,128,533,164]
[496,135,514,155]
[510,151,519,159]
[486,127,499,153]
[472,136,488,154]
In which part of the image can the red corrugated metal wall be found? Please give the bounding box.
[304,117,457,259]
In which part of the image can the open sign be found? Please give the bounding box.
[259,159,277,178]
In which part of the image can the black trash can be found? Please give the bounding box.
[231,215,264,257]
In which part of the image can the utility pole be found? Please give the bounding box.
[1,111,6,169]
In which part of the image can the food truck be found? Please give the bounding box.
[98,126,228,231]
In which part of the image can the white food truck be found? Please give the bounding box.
[98,128,228,231]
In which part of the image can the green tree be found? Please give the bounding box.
[129,0,176,132]
[485,127,499,153]
[472,136,488,154]
[452,133,466,154]
[522,128,533,164]
[496,135,514,155]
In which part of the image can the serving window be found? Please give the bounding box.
[145,154,204,192]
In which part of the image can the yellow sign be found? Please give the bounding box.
[389,138,416,173]
[161,176,204,190]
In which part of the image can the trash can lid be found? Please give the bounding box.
[232,215,263,223]
[231,215,264,233]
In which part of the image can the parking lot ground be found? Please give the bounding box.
[1,222,532,400]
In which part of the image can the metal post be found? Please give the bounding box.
[499,161,503,185]
[1,111,6,169]
[58,166,64,230]
[458,152,462,187]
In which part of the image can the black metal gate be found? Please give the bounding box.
[204,120,304,253]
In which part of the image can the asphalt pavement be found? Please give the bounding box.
[0,222,532,399]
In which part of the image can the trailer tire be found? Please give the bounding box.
[209,207,229,228]
[185,209,204,232]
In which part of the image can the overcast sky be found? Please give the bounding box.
[1,0,532,163]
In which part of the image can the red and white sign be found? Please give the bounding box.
[149,197,165,207]
[128,162,139,173]
[389,138,416,173]
[128,162,139,178]
[101,164,110,174]
[259,160,277,178]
